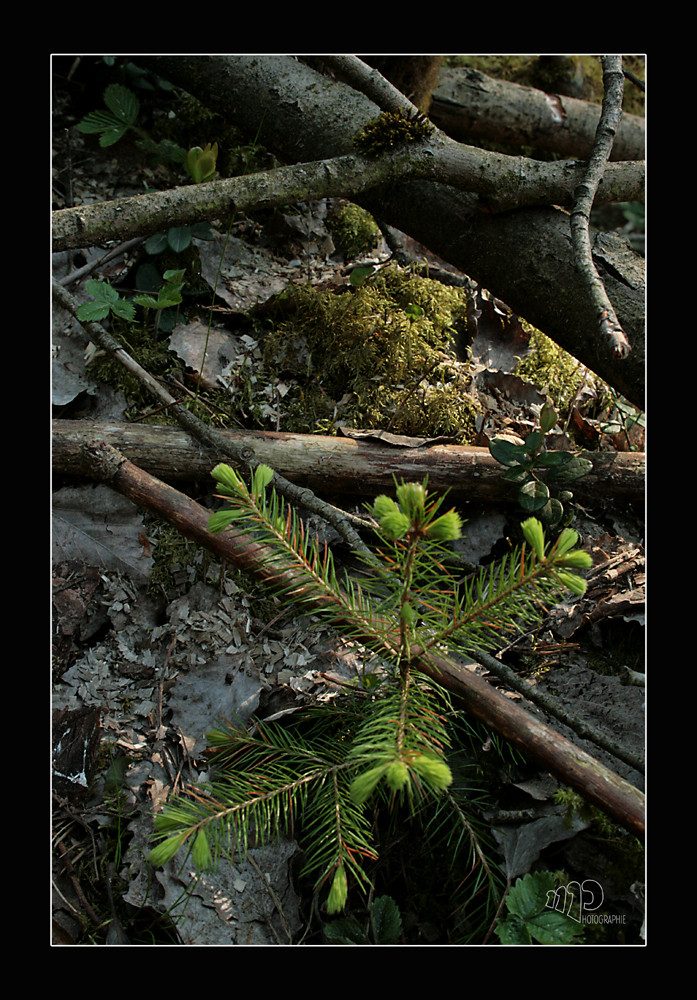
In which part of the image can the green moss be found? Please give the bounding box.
[514,328,611,420]
[89,322,180,412]
[353,109,434,156]
[326,202,380,259]
[256,263,478,438]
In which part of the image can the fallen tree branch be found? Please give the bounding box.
[570,56,632,359]
[52,419,645,507]
[52,138,642,255]
[52,149,421,253]
[52,55,643,255]
[128,55,644,410]
[468,646,644,774]
[77,439,645,839]
[52,279,371,555]
[430,64,645,161]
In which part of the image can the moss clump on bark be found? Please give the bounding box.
[257,263,479,439]
[514,328,611,420]
[326,202,380,259]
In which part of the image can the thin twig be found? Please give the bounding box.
[570,56,632,359]
[315,55,418,116]
[247,852,295,943]
[57,237,146,287]
[52,279,371,556]
[468,646,644,774]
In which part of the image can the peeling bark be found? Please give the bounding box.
[52,419,644,507]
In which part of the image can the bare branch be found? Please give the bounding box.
[570,56,632,359]
[53,65,643,254]
[52,279,371,555]
[52,418,645,508]
[431,64,644,161]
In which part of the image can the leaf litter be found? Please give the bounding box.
[52,124,644,943]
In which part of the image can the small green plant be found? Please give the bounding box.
[147,465,591,920]
[76,83,140,147]
[143,222,214,257]
[494,872,585,944]
[77,278,136,323]
[76,83,185,165]
[186,142,219,184]
[324,894,402,944]
[489,402,593,525]
[599,391,645,449]
[133,268,185,334]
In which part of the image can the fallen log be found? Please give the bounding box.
[76,438,645,839]
[53,418,644,506]
[133,56,645,410]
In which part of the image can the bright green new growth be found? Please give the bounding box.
[133,269,186,334]
[186,142,219,184]
[149,465,592,914]
[76,83,186,166]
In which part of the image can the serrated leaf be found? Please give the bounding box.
[156,288,182,309]
[85,279,119,302]
[496,913,532,944]
[507,872,555,917]
[99,126,129,147]
[163,268,187,285]
[103,83,139,125]
[77,300,111,322]
[323,916,366,944]
[110,298,136,321]
[133,294,160,310]
[526,909,584,944]
[76,110,122,134]
[371,896,402,944]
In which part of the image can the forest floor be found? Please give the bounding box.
[51,60,645,946]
